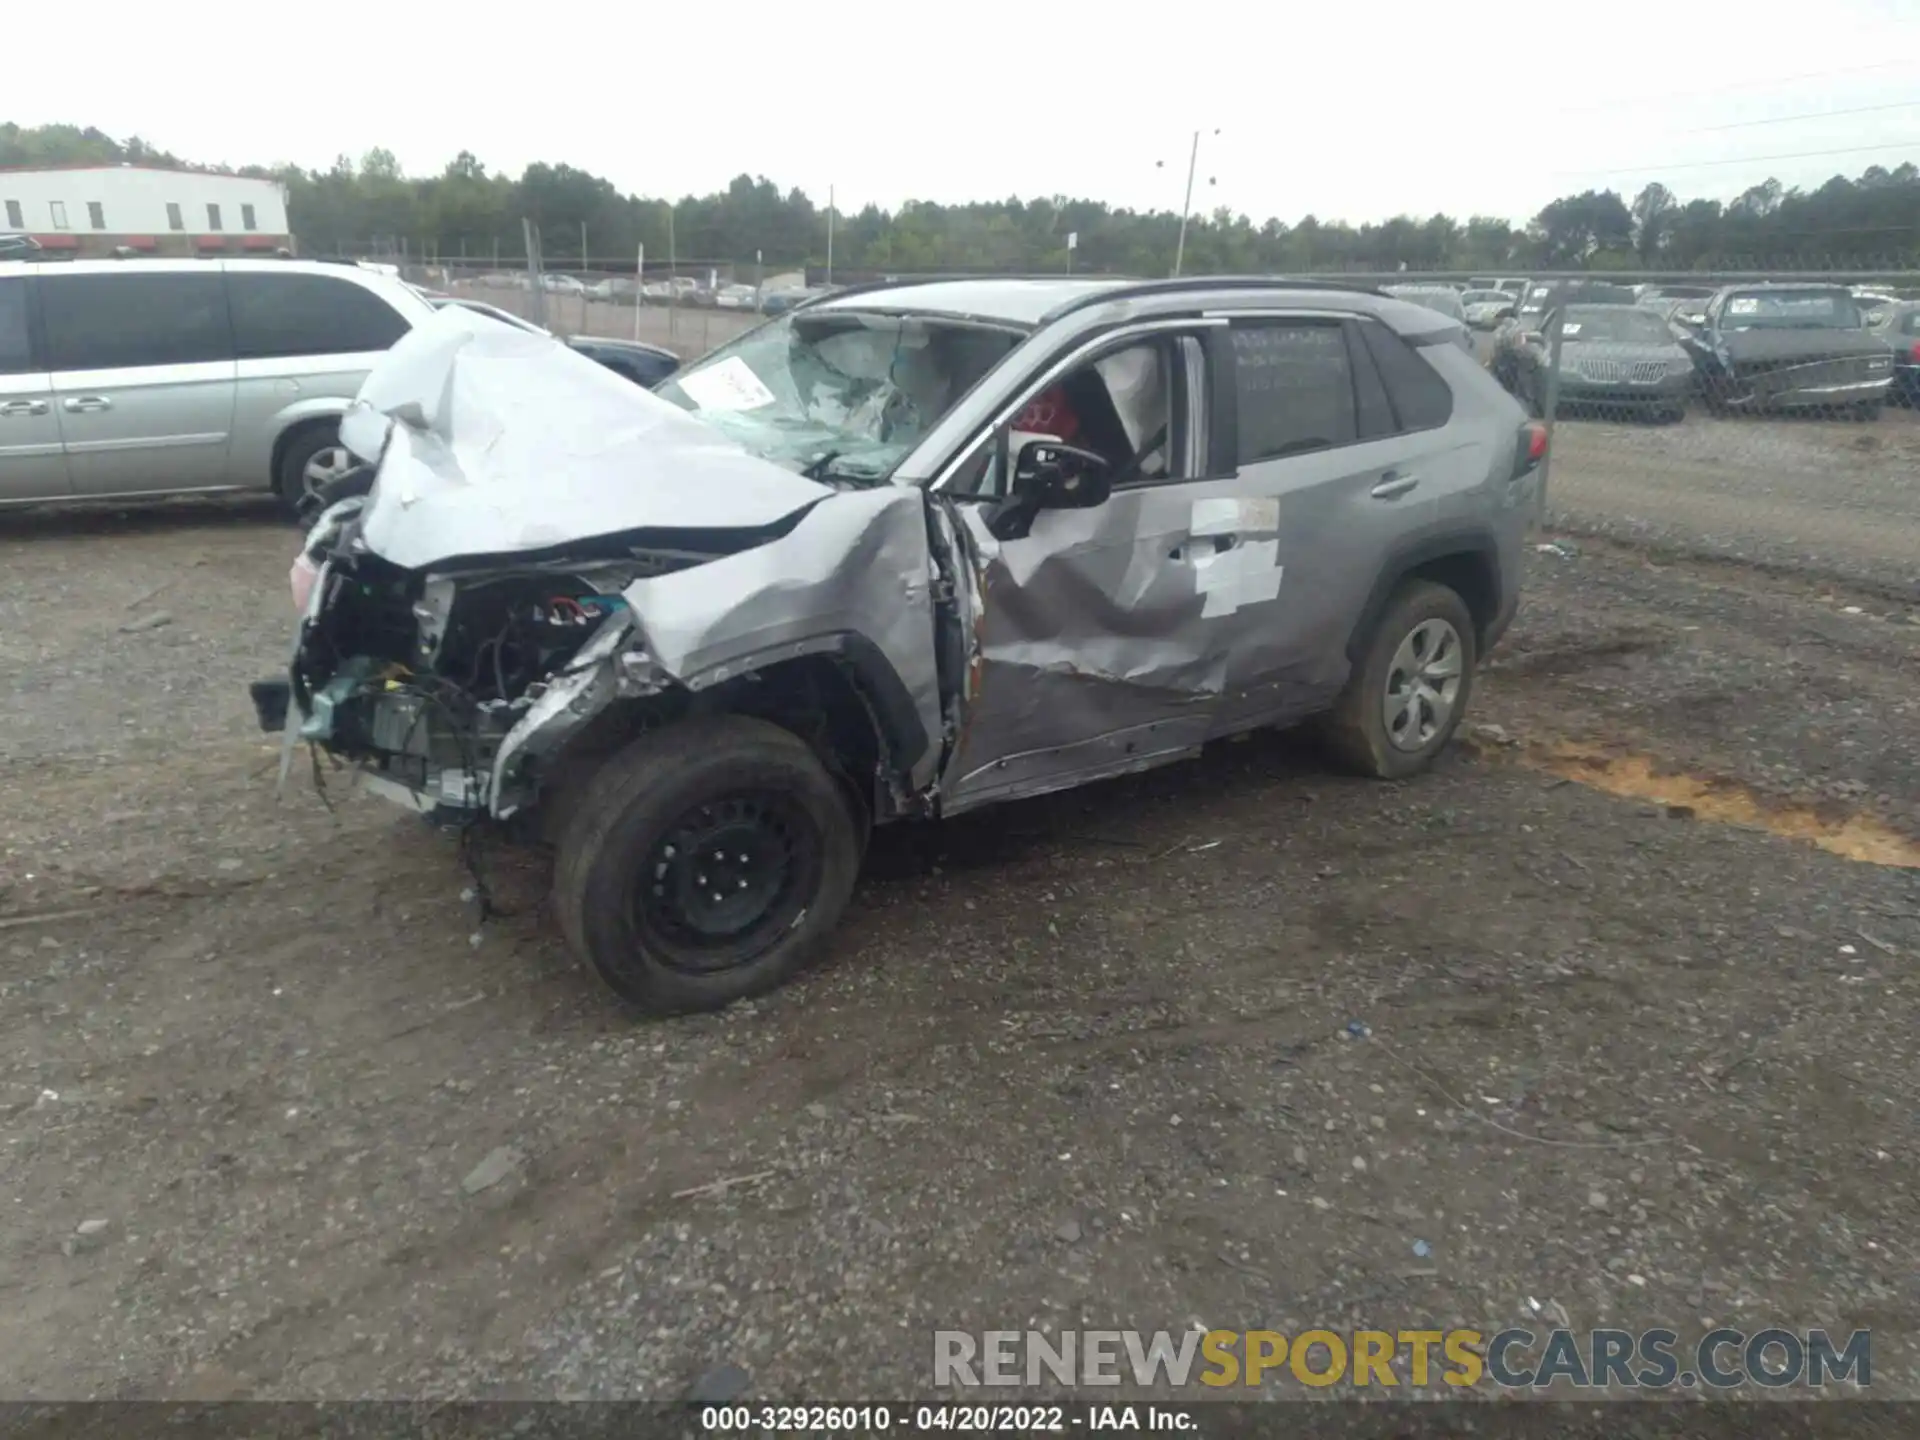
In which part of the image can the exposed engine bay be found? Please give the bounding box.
[263,305,956,843]
[289,500,727,815]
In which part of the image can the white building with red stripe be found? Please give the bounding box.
[0,164,291,257]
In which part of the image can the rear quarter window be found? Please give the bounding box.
[228,272,412,359]
[1357,322,1453,431]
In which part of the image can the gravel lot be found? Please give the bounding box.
[4,303,1918,1402]
[3,484,1917,1402]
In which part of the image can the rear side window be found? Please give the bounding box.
[1229,322,1357,462]
[40,273,232,371]
[1903,312,1920,337]
[227,272,411,359]
[0,277,32,373]
[1357,322,1453,431]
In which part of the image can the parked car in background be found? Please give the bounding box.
[1384,285,1466,321]
[1381,286,1474,353]
[1674,284,1894,418]
[1,257,432,513]
[1,232,44,260]
[1498,303,1695,421]
[264,276,1542,1014]
[588,278,639,304]
[420,295,680,389]
[1491,279,1637,383]
[1460,288,1518,329]
[1635,283,1716,312]
[759,288,818,316]
[1867,300,1920,404]
[1469,276,1528,296]
[541,274,586,296]
[715,284,759,311]
[1852,290,1899,326]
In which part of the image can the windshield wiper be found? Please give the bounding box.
[800,450,844,481]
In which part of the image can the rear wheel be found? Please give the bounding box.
[1320,581,1477,781]
[553,715,863,1014]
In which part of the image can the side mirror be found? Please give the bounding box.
[1012,439,1113,512]
[1676,311,1706,328]
[989,440,1113,541]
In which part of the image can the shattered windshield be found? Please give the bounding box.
[1561,307,1674,344]
[657,310,1026,483]
[1720,290,1862,330]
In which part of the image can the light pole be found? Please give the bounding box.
[1157,128,1219,278]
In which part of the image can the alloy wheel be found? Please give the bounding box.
[1382,618,1464,753]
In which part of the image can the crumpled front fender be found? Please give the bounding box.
[481,489,945,816]
[487,615,639,818]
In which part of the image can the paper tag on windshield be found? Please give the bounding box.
[1561,323,1581,337]
[676,356,776,412]
[1728,298,1759,315]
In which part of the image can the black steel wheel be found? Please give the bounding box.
[554,715,862,1014]
[633,792,819,973]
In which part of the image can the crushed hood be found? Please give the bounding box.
[347,306,831,571]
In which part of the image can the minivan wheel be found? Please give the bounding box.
[1320,581,1477,781]
[276,424,354,519]
[553,716,863,1015]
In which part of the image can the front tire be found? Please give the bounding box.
[1320,581,1477,780]
[275,423,354,522]
[553,716,863,1014]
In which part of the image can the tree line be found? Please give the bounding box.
[5,122,1918,275]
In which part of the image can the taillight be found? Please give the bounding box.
[1514,421,1547,478]
[1910,340,1920,364]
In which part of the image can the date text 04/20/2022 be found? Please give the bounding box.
[698,1404,1194,1432]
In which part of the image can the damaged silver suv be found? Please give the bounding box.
[259,278,1543,1013]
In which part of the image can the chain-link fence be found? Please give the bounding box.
[374,249,771,358]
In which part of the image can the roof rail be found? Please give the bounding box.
[1046,274,1384,320]
[793,272,1128,307]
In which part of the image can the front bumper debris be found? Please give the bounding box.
[250,679,292,733]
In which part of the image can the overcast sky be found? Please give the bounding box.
[14,0,1920,226]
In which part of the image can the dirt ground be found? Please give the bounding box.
[3,471,1917,1402]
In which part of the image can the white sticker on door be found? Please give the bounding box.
[1193,538,1284,618]
[675,356,776,412]
[1190,496,1281,537]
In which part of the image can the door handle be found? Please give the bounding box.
[0,399,49,417]
[1370,471,1420,500]
[1170,534,1240,560]
[63,395,113,413]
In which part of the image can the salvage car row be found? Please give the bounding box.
[1468,279,1912,420]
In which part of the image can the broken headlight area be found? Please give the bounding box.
[290,554,673,818]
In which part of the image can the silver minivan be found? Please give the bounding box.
[0,258,435,512]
